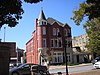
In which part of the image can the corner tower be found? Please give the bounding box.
[38,8,47,26]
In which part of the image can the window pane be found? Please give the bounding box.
[51,40,54,47]
[53,28,56,35]
[42,27,46,35]
[55,39,57,47]
[43,39,46,47]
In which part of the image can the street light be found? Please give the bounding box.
[58,32,68,75]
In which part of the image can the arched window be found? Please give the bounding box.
[53,28,56,35]
[57,28,60,36]
[42,27,46,35]
[64,29,71,36]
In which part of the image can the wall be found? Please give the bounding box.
[0,45,10,75]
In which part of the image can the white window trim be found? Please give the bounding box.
[52,52,63,63]
[43,38,46,48]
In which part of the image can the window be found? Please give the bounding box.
[67,29,71,37]
[67,53,70,62]
[43,39,46,47]
[44,22,46,25]
[42,27,46,35]
[42,21,47,25]
[51,39,54,47]
[68,40,71,48]
[65,29,71,36]
[58,39,62,47]
[53,28,56,35]
[55,39,58,47]
[57,28,60,36]
[67,29,70,34]
[42,21,44,25]
[53,52,63,63]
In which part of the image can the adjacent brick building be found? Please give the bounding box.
[0,42,16,57]
[0,42,16,75]
[26,9,73,65]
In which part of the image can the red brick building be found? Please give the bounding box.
[26,9,73,65]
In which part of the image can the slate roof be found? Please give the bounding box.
[47,17,64,26]
[38,9,46,20]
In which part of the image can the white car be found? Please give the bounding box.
[93,61,100,69]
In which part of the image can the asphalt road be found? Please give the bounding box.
[49,63,93,74]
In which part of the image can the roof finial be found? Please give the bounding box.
[38,7,46,20]
[41,7,43,10]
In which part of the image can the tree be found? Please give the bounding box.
[24,0,43,4]
[0,0,42,28]
[71,0,100,56]
[0,0,23,28]
[71,0,100,25]
[84,18,100,56]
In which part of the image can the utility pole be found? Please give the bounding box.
[58,32,69,75]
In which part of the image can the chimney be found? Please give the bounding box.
[36,19,38,28]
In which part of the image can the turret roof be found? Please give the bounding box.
[38,9,46,20]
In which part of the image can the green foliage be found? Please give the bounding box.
[0,0,24,28]
[24,0,43,3]
[71,0,100,25]
[84,18,100,55]
[71,3,88,25]
[85,0,100,20]
[71,0,100,56]
[0,0,43,28]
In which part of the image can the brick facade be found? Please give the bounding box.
[26,9,73,65]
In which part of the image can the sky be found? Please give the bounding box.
[0,0,86,50]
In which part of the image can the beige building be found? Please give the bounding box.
[72,34,92,64]
[72,34,89,52]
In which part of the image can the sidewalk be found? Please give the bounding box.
[49,63,92,70]
[52,69,100,75]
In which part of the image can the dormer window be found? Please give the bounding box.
[42,21,44,25]
[38,20,47,26]
[44,22,46,25]
[42,21,47,25]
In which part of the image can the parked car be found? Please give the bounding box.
[9,63,22,69]
[91,56,100,64]
[9,63,50,75]
[93,61,100,69]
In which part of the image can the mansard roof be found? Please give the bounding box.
[38,9,46,20]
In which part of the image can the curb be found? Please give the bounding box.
[49,63,92,70]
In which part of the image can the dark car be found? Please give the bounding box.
[9,63,49,75]
[31,64,50,75]
[92,56,100,64]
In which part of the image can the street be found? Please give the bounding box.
[49,63,94,74]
